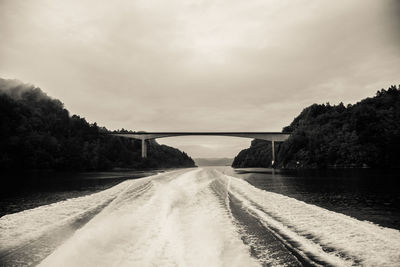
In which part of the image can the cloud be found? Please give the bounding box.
[0,0,399,157]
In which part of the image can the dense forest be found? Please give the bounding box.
[0,78,195,171]
[232,85,400,169]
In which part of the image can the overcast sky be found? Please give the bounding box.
[1,0,399,158]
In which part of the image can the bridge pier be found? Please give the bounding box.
[271,140,275,167]
[111,132,290,162]
[141,138,147,158]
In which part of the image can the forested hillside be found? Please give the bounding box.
[232,85,400,169]
[0,78,195,171]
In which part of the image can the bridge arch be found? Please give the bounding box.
[112,132,290,165]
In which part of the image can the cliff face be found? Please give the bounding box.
[232,85,400,169]
[0,78,195,171]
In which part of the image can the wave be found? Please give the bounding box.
[220,171,400,266]
[1,168,399,266]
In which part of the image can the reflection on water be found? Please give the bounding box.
[220,167,400,230]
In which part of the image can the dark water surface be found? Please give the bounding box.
[2,167,399,266]
[0,169,161,216]
[2,167,399,231]
[220,167,400,230]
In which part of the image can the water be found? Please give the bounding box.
[1,168,399,266]
[0,169,161,216]
[223,167,400,230]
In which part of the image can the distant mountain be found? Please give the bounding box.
[0,78,195,171]
[232,85,400,169]
[194,158,233,166]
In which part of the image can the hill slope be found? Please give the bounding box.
[0,78,195,171]
[232,85,400,169]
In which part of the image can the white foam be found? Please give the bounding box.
[0,180,126,252]
[0,171,170,258]
[3,168,399,267]
[38,169,259,267]
[221,172,400,266]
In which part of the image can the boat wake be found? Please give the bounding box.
[1,168,399,266]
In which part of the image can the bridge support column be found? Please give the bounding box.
[271,140,275,167]
[141,138,147,158]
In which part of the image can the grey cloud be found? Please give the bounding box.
[0,0,399,157]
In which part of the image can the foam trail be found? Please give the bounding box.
[220,171,400,266]
[38,169,259,267]
[2,168,400,267]
[0,173,158,265]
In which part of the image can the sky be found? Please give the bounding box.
[1,0,399,158]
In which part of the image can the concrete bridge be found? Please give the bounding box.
[112,132,290,165]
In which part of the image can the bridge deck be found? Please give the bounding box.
[111,132,290,160]
[111,132,290,142]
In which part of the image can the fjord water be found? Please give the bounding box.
[224,167,400,230]
[1,168,399,266]
[0,170,160,216]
